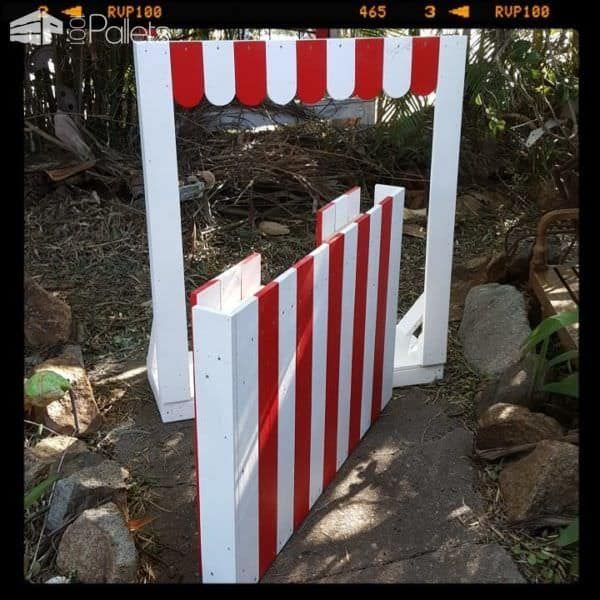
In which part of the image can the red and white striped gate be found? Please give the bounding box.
[191,185,403,582]
[133,32,467,584]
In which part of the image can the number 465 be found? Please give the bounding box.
[359,5,387,19]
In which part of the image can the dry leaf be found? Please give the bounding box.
[127,515,156,532]
[258,221,290,236]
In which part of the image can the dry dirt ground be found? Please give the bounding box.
[26,169,531,582]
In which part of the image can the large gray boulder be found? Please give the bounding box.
[459,284,531,376]
[56,502,138,583]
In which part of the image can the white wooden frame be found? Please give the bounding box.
[133,36,467,423]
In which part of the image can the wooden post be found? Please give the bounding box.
[133,41,193,422]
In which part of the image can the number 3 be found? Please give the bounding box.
[425,5,436,18]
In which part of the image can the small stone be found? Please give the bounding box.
[34,346,102,437]
[258,221,290,236]
[476,403,563,450]
[459,284,531,376]
[24,277,72,348]
[47,460,129,531]
[499,440,579,522]
[56,502,138,583]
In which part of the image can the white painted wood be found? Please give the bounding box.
[397,293,424,336]
[241,254,262,298]
[274,268,297,552]
[346,187,361,221]
[266,40,297,105]
[360,204,382,437]
[393,364,444,387]
[218,262,243,311]
[133,42,191,418]
[232,298,260,583]
[421,36,467,367]
[319,205,336,243]
[336,222,357,469]
[374,185,405,407]
[383,37,412,98]
[327,38,355,100]
[192,305,237,582]
[194,281,222,309]
[203,40,236,106]
[309,244,329,507]
[333,194,349,232]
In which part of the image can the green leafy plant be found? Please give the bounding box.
[24,370,71,408]
[522,309,579,400]
[24,474,60,509]
[557,517,579,547]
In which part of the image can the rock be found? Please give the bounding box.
[258,221,290,236]
[24,277,72,348]
[499,440,579,522]
[459,284,531,376]
[450,253,507,322]
[475,355,538,417]
[405,189,426,209]
[34,345,102,436]
[47,460,129,531]
[56,502,138,583]
[25,436,106,489]
[45,576,71,583]
[404,207,427,224]
[476,403,563,450]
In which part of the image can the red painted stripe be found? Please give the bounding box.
[323,233,344,488]
[170,42,204,108]
[256,282,279,576]
[293,255,313,529]
[234,41,267,106]
[348,214,370,452]
[410,37,440,96]
[315,209,323,245]
[354,38,384,100]
[297,40,326,104]
[190,279,218,308]
[371,198,393,423]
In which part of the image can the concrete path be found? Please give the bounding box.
[263,388,524,583]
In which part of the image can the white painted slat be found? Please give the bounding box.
[333,194,349,232]
[382,37,411,98]
[266,40,297,105]
[133,42,191,418]
[327,38,355,100]
[374,185,405,407]
[360,205,382,437]
[346,187,361,221]
[274,268,297,552]
[203,40,235,106]
[194,280,221,309]
[319,205,336,243]
[233,298,260,583]
[192,305,237,583]
[218,263,242,312]
[241,254,262,299]
[336,223,358,469]
[421,36,467,366]
[309,244,329,507]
